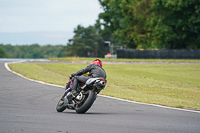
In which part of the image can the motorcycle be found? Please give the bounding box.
[56,77,107,114]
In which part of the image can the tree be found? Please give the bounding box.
[0,46,6,57]
[98,0,153,48]
[63,25,107,57]
[119,0,153,48]
[149,0,200,49]
[97,0,200,49]
[98,0,127,46]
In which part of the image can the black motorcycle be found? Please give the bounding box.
[56,77,107,114]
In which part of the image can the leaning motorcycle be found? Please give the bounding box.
[56,77,107,114]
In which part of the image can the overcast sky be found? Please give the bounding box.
[0,0,103,45]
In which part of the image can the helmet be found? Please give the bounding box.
[92,59,102,67]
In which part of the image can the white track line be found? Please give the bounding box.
[4,61,64,89]
[4,61,200,114]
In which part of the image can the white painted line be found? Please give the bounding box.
[4,60,200,114]
[98,95,200,114]
[4,61,64,89]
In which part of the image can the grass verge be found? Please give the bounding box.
[8,62,200,110]
[49,57,200,63]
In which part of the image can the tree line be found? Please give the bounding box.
[0,44,64,58]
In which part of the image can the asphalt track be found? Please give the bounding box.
[0,60,200,133]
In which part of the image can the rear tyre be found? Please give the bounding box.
[75,90,96,114]
[56,98,67,112]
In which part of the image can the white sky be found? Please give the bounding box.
[0,0,103,45]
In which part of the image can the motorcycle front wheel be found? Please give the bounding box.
[56,97,67,112]
[75,90,96,114]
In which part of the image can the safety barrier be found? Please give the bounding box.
[117,49,200,59]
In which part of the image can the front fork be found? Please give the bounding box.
[62,87,71,98]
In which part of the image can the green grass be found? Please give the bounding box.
[8,62,200,110]
[49,57,200,63]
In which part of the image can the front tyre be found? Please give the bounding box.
[75,90,96,114]
[56,97,67,112]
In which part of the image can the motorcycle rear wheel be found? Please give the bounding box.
[75,90,96,114]
[56,97,67,112]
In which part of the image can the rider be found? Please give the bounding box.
[68,59,107,99]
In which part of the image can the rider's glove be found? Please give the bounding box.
[70,73,75,79]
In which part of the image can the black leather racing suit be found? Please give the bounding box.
[71,64,107,94]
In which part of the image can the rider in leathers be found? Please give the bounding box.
[68,59,106,99]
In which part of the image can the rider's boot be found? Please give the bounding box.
[68,77,79,99]
[67,77,82,102]
[67,88,80,99]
